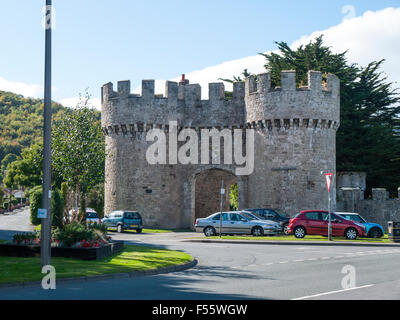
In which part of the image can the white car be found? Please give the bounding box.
[66,208,101,224]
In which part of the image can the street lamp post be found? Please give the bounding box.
[40,0,53,268]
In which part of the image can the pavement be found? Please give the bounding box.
[0,207,34,241]
[1,209,400,300]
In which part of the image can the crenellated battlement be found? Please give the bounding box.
[101,79,246,129]
[102,79,245,104]
[101,70,340,135]
[245,70,340,126]
[245,70,340,95]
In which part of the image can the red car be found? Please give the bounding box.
[287,210,367,240]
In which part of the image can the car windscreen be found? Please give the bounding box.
[339,214,365,223]
[86,212,98,218]
[124,212,141,219]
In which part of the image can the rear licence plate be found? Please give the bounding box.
[130,225,138,228]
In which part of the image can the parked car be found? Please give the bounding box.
[286,210,367,240]
[66,208,101,224]
[244,208,291,234]
[336,212,384,238]
[102,210,143,233]
[195,211,282,237]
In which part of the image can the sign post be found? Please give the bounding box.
[219,181,225,238]
[325,173,334,241]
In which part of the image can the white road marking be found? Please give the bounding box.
[321,257,330,260]
[279,261,289,264]
[292,284,375,300]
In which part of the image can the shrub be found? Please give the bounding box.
[13,232,40,245]
[29,186,64,227]
[29,185,42,225]
[53,222,109,248]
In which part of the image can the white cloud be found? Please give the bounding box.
[0,77,43,98]
[142,6,400,99]
[59,97,102,110]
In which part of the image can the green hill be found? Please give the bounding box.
[0,90,67,178]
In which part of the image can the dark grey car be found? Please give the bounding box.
[195,211,281,237]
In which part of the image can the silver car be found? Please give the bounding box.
[195,211,282,237]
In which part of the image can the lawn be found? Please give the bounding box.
[0,245,192,285]
[204,234,392,243]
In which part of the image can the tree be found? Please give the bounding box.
[87,183,105,218]
[51,92,105,216]
[0,186,4,208]
[3,144,43,190]
[223,36,400,195]
[229,183,238,210]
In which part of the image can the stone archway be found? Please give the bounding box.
[183,166,248,230]
[194,168,238,221]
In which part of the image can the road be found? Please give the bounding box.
[1,209,400,300]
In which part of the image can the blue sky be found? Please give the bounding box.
[0,1,399,107]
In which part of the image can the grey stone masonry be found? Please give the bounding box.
[102,70,341,229]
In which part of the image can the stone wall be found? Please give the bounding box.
[336,187,400,231]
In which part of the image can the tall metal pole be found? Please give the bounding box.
[328,190,332,241]
[40,0,52,268]
[219,181,225,238]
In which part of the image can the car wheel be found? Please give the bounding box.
[345,228,358,240]
[136,228,142,234]
[204,226,216,237]
[283,223,290,235]
[252,226,264,237]
[368,228,382,238]
[117,224,123,233]
[294,226,306,238]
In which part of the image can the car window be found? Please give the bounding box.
[321,212,330,221]
[231,213,248,222]
[242,212,259,220]
[263,210,277,218]
[115,212,122,218]
[305,212,321,220]
[212,213,229,221]
[249,209,263,216]
[124,212,140,219]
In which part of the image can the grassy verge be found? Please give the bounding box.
[108,228,191,234]
[203,234,392,243]
[36,224,191,234]
[0,245,192,285]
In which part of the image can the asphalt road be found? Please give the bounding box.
[1,210,400,300]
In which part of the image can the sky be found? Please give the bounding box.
[0,1,399,108]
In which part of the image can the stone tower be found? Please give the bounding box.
[101,70,340,229]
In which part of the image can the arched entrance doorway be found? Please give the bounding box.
[194,168,238,221]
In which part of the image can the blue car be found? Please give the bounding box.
[336,212,384,238]
[102,210,143,233]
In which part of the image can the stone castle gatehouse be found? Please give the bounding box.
[101,70,340,229]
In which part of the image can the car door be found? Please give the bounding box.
[229,213,249,234]
[304,211,324,235]
[211,213,230,234]
[330,214,346,236]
